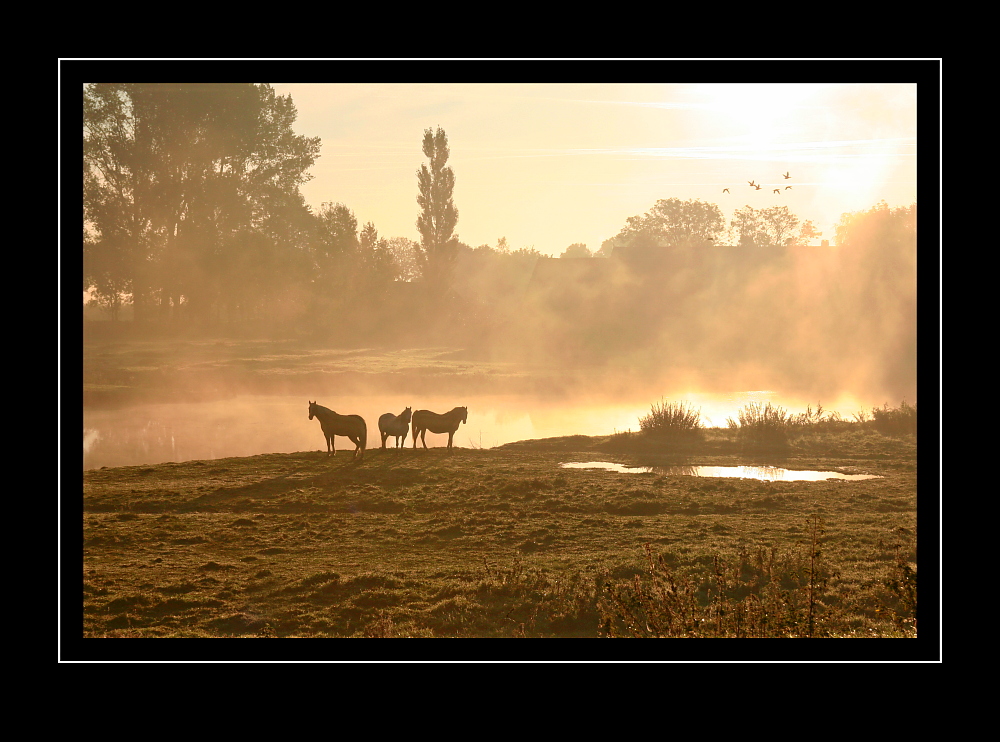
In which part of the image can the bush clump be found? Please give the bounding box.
[639,399,703,440]
[870,400,917,437]
[728,401,790,448]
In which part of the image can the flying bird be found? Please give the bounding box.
[723,188,730,193]
[773,189,781,194]
[754,184,761,190]
[785,186,792,190]
[748,180,756,187]
[783,172,791,179]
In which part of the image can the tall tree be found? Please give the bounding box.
[84,83,157,320]
[83,83,320,324]
[416,127,459,289]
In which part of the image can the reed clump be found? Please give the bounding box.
[727,401,790,448]
[638,399,704,440]
[869,400,917,437]
[597,517,855,638]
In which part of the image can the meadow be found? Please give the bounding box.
[77,335,924,651]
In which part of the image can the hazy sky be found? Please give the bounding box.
[270,82,917,256]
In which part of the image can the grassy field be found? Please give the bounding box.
[75,335,929,655]
[79,427,923,650]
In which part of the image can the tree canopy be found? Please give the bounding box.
[83,83,321,323]
[614,197,725,249]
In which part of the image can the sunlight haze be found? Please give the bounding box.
[271,82,917,255]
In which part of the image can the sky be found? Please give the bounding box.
[270,81,918,257]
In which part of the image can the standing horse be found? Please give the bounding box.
[308,401,367,460]
[412,406,467,449]
[379,407,412,449]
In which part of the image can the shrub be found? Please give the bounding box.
[639,399,703,439]
[727,401,790,447]
[870,400,917,436]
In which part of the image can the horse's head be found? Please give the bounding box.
[460,406,468,424]
[308,400,316,420]
[402,407,412,421]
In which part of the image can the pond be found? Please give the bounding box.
[560,461,881,481]
[81,390,872,471]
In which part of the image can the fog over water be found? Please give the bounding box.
[81,82,920,472]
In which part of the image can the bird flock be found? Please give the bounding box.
[725,172,793,196]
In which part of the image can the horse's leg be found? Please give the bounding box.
[448,430,454,449]
[381,431,388,449]
[413,427,419,448]
[421,428,428,448]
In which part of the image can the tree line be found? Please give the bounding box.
[84,83,913,341]
[83,84,462,329]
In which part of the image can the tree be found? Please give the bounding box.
[83,83,321,325]
[730,205,800,247]
[835,200,915,254]
[759,206,799,247]
[317,202,359,262]
[386,236,424,282]
[614,197,725,248]
[793,219,822,246]
[416,127,459,289]
[560,243,592,258]
[359,221,399,289]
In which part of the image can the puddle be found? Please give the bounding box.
[560,461,881,481]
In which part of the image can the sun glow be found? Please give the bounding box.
[691,83,831,154]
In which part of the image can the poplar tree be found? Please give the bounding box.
[415,127,459,289]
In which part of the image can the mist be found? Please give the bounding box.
[81,82,919,471]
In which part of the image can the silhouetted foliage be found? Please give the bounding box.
[560,243,592,258]
[83,83,321,326]
[614,197,725,250]
[730,205,800,247]
[416,126,460,290]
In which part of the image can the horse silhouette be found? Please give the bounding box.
[308,400,366,460]
[378,407,412,449]
[412,406,467,449]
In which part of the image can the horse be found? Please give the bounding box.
[411,406,467,449]
[308,401,367,460]
[378,407,412,449]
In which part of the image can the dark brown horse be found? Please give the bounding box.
[412,406,467,449]
[308,401,367,460]
[378,407,412,449]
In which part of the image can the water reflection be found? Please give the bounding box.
[560,461,881,481]
[81,394,657,470]
[81,391,879,471]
